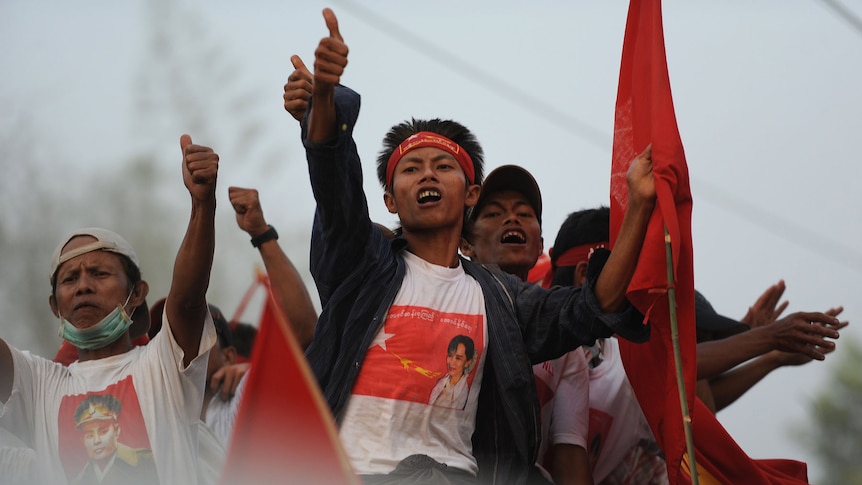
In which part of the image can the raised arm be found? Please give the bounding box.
[307,8,348,143]
[166,134,218,366]
[593,144,656,312]
[228,186,317,349]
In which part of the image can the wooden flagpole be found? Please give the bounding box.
[665,225,698,484]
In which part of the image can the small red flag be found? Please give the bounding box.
[219,275,358,485]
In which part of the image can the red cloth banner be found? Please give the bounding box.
[609,2,809,483]
[608,0,695,483]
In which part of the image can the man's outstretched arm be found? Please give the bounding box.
[307,8,348,143]
[166,134,219,366]
[229,186,317,349]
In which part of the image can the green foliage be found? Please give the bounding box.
[797,337,862,485]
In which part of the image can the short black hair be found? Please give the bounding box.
[231,321,258,358]
[375,118,485,191]
[550,206,610,287]
[209,304,234,349]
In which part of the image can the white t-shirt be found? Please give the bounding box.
[204,372,247,448]
[339,251,487,476]
[533,349,591,470]
[0,312,215,485]
[587,337,666,484]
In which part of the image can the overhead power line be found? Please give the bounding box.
[818,0,862,35]
[332,0,862,275]
[331,0,611,151]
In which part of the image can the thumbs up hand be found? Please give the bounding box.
[180,134,219,202]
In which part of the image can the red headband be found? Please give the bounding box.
[386,131,475,188]
[541,242,609,288]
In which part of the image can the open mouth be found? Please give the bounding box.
[417,189,442,204]
[500,230,526,244]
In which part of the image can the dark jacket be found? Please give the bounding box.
[302,85,648,484]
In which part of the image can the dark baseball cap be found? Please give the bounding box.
[472,165,542,225]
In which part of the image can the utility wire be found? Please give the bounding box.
[818,0,862,35]
[332,0,862,275]
[331,0,611,151]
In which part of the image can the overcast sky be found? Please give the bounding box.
[2,0,861,481]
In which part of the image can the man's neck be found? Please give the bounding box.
[401,226,462,268]
[94,451,117,480]
[77,335,134,362]
[499,264,529,282]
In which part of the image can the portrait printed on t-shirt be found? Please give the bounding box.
[351,305,485,410]
[57,376,158,485]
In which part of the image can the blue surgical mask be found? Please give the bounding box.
[58,292,134,350]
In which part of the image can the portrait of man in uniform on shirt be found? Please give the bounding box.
[63,389,158,485]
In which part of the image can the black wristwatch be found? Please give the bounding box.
[250,225,278,248]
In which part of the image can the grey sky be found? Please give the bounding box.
[2,0,860,481]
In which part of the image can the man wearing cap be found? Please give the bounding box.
[293,9,655,483]
[459,164,596,485]
[72,394,158,485]
[0,134,220,484]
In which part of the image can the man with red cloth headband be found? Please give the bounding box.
[545,207,843,484]
[292,8,656,484]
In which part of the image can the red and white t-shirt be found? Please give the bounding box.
[587,338,667,484]
[339,251,487,476]
[533,349,591,472]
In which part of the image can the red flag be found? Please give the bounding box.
[688,399,808,484]
[610,2,810,484]
[219,275,358,485]
[608,0,695,483]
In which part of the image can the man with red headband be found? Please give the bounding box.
[545,207,843,484]
[293,8,656,484]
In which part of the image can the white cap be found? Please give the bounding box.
[50,227,140,283]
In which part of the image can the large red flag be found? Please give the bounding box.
[219,274,358,485]
[610,2,810,484]
[608,0,695,483]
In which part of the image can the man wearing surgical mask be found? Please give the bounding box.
[0,134,221,485]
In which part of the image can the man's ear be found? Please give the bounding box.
[574,261,589,287]
[130,281,149,309]
[465,184,481,207]
[383,192,398,214]
[49,295,59,318]
[223,346,238,366]
[460,237,476,258]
